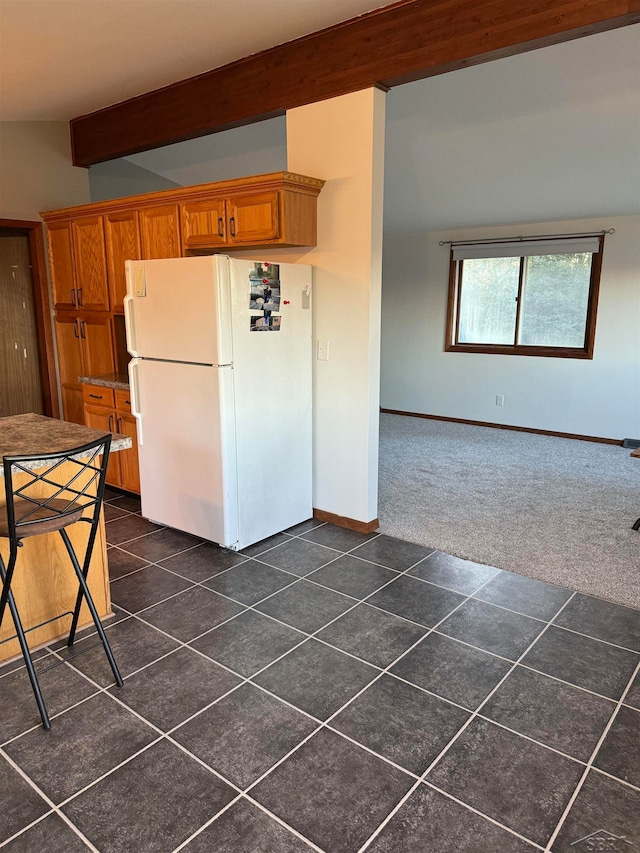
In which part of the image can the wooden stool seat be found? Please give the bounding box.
[0,499,85,538]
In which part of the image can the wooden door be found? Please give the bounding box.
[139,205,181,259]
[227,191,279,244]
[180,199,226,248]
[84,404,121,486]
[47,221,77,310]
[0,233,44,416]
[79,314,115,378]
[116,413,140,493]
[71,217,109,311]
[105,211,140,312]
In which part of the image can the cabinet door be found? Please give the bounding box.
[139,205,181,259]
[54,314,83,388]
[47,221,77,310]
[227,191,279,244]
[79,314,115,378]
[180,199,226,249]
[61,387,85,425]
[71,217,110,311]
[84,404,121,487]
[116,413,140,493]
[105,211,141,312]
[54,314,84,423]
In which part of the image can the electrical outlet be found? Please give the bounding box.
[496,395,505,407]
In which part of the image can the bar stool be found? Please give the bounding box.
[0,435,123,731]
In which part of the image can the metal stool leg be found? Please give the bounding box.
[67,517,100,646]
[59,529,123,688]
[0,553,51,730]
[633,517,640,531]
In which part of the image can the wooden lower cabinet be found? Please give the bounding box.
[115,413,140,493]
[55,314,115,424]
[82,385,140,493]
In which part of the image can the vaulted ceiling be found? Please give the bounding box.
[0,0,382,121]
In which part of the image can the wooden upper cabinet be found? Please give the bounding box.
[105,210,141,312]
[139,205,181,259]
[71,217,110,311]
[180,198,226,249]
[48,222,77,310]
[42,173,324,258]
[227,191,279,245]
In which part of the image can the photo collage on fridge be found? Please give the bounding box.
[249,262,282,332]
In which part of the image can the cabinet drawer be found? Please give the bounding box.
[82,385,115,408]
[114,388,132,414]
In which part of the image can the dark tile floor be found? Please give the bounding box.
[1,490,639,852]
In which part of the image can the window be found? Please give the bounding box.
[445,235,604,358]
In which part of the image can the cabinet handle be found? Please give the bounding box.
[116,417,123,433]
[77,287,83,307]
[125,399,130,406]
[89,393,103,399]
[217,217,224,238]
[71,287,76,306]
[108,414,115,432]
[229,216,236,238]
[73,319,79,338]
[80,320,86,339]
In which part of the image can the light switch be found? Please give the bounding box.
[317,340,329,361]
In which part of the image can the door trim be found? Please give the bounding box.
[0,219,59,418]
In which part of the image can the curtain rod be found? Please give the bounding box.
[439,229,614,247]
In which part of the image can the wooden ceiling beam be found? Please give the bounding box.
[70,0,640,167]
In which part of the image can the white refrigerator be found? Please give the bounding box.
[124,255,312,551]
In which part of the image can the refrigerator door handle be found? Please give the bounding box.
[123,294,138,357]
[128,358,143,445]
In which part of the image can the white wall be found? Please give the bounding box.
[381,216,640,440]
[282,89,385,523]
[384,25,640,233]
[0,122,90,220]
[123,117,287,187]
[89,158,180,202]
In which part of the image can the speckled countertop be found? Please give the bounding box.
[0,413,131,476]
[79,373,130,391]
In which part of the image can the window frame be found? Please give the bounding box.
[445,235,604,359]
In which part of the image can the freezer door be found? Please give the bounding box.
[129,357,239,547]
[124,255,233,365]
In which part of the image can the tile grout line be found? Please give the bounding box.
[0,748,102,852]
[421,780,545,851]
[543,656,640,851]
[2,648,328,853]
[3,527,637,852]
[357,590,579,853]
[220,566,509,850]
[590,764,640,795]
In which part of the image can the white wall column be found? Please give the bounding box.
[286,88,386,525]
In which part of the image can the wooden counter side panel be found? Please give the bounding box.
[0,461,112,662]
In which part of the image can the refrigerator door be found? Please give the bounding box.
[124,255,233,365]
[128,356,239,546]
[228,258,313,547]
